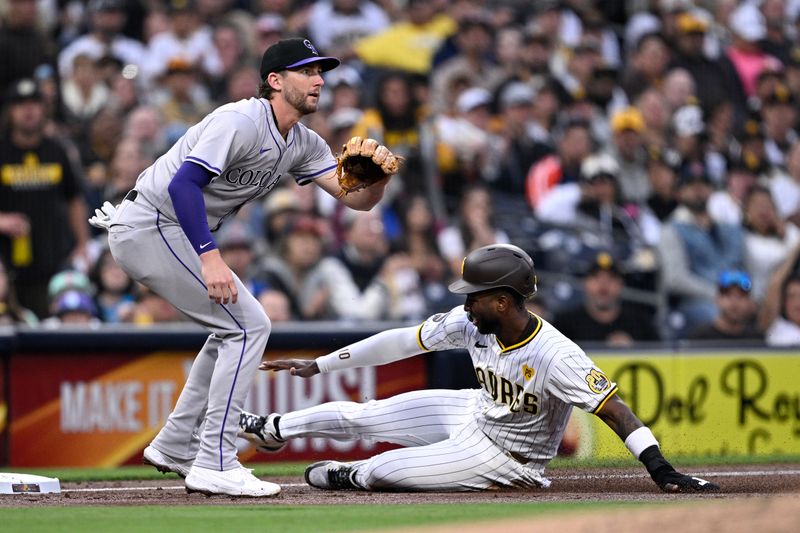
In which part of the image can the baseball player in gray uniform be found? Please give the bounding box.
[240,244,720,493]
[90,38,393,497]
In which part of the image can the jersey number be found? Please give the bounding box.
[475,367,539,415]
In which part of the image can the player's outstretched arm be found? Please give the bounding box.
[595,396,720,493]
[260,325,425,376]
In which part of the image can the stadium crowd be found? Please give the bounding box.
[2,0,800,346]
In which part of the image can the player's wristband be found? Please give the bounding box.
[316,326,424,373]
[624,427,659,459]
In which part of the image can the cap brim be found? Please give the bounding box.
[285,56,340,72]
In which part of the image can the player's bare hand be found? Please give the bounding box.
[655,471,720,493]
[200,249,238,305]
[259,359,320,378]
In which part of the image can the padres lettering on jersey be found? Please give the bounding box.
[417,307,618,465]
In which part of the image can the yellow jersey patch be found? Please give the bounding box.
[586,369,611,394]
[522,364,535,381]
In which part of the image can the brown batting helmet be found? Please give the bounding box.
[448,244,537,298]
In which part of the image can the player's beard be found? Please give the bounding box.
[284,85,317,115]
[470,312,499,335]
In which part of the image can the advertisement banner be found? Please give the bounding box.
[571,352,800,459]
[8,350,425,467]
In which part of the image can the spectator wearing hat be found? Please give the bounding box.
[553,252,660,346]
[658,165,745,332]
[44,289,100,326]
[687,270,762,341]
[0,0,57,99]
[669,10,736,116]
[0,79,90,318]
[253,14,286,56]
[57,0,145,80]
[216,220,268,300]
[323,65,363,112]
[603,107,650,204]
[144,0,222,85]
[671,102,727,186]
[708,159,758,226]
[760,83,799,168]
[307,0,390,60]
[742,185,800,302]
[154,57,213,144]
[759,0,794,66]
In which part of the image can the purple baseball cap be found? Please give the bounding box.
[260,38,339,80]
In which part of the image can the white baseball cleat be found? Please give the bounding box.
[304,461,361,490]
[184,465,281,497]
[142,445,193,479]
[238,412,286,452]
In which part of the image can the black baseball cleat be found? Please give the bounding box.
[304,461,362,490]
[238,412,286,452]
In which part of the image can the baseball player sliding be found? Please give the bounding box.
[240,244,720,493]
[89,38,399,497]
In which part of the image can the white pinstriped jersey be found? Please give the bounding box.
[417,306,618,464]
[134,97,337,231]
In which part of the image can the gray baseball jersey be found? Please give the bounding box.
[134,97,337,230]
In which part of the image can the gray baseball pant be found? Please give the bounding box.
[108,194,270,471]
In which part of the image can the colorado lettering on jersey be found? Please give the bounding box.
[223,167,281,190]
[474,367,539,415]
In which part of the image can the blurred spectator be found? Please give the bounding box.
[555,37,604,103]
[671,102,726,185]
[104,137,154,206]
[252,14,286,57]
[634,88,671,148]
[604,107,649,204]
[0,79,89,317]
[211,21,251,97]
[760,83,798,168]
[89,247,135,323]
[669,10,734,115]
[687,270,762,341]
[434,87,503,203]
[222,65,261,104]
[57,0,145,80]
[621,32,670,102]
[350,70,423,192]
[742,185,800,302]
[123,105,168,158]
[0,257,38,325]
[153,58,213,145]
[708,160,758,226]
[660,68,697,112]
[0,0,57,98]
[759,0,794,65]
[307,0,390,60]
[438,185,509,279]
[352,0,457,75]
[553,252,660,346]
[129,284,183,325]
[61,54,110,123]
[260,215,390,320]
[257,288,293,322]
[44,289,100,326]
[645,145,681,222]
[143,0,222,84]
[216,220,268,299]
[765,271,800,345]
[391,194,453,313]
[429,14,503,115]
[659,166,744,331]
[323,65,363,112]
[524,117,593,208]
[769,141,800,224]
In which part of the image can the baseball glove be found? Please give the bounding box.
[336,137,401,197]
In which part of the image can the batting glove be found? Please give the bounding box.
[88,201,118,231]
[639,445,720,493]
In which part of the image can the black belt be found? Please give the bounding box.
[124,189,138,202]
